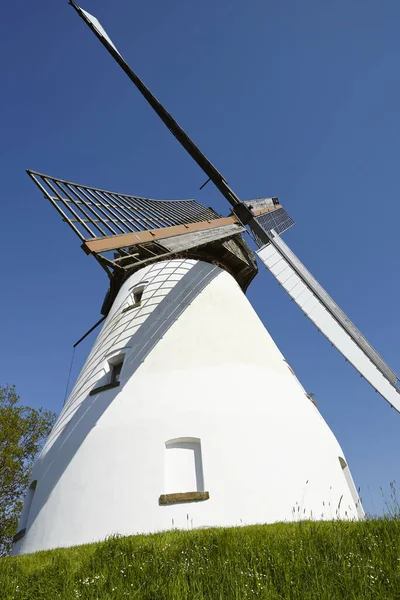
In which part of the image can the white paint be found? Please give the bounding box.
[258,242,400,413]
[13,259,363,555]
[81,8,122,57]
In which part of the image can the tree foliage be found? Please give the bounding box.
[0,385,56,556]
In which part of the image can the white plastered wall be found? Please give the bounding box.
[13,259,363,555]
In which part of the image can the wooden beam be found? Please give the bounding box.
[82,216,238,254]
[252,204,282,217]
[82,204,282,255]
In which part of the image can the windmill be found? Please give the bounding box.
[12,2,399,554]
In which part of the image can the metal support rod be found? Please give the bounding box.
[73,315,106,348]
[199,178,211,190]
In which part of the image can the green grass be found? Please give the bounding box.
[1,518,400,599]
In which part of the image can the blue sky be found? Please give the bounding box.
[1,0,399,516]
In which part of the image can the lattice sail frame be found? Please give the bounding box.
[27,170,291,278]
[26,170,219,274]
[27,170,221,241]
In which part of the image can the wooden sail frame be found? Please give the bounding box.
[28,170,294,303]
[27,170,289,283]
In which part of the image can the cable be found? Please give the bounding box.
[63,346,76,407]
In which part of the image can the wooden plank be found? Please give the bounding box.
[160,223,245,252]
[252,204,282,217]
[83,216,239,253]
[82,204,281,254]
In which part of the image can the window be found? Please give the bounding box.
[89,354,125,395]
[133,284,145,306]
[13,480,37,544]
[283,359,295,376]
[160,438,209,505]
[109,359,123,385]
[338,456,364,519]
[165,438,205,494]
[122,283,147,314]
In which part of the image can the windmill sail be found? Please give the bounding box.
[70,2,399,413]
[258,232,400,413]
[68,0,243,211]
[26,169,258,316]
[77,6,122,56]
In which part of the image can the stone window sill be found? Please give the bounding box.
[89,381,120,396]
[13,528,26,543]
[159,491,210,506]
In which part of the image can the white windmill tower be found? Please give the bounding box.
[12,2,399,555]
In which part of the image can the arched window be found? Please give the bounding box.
[165,438,205,494]
[338,457,364,518]
[89,351,126,395]
[283,359,296,376]
[159,438,209,505]
[132,283,146,306]
[13,480,37,543]
[123,282,148,313]
[108,354,124,386]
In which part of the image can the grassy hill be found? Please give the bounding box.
[1,518,400,599]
